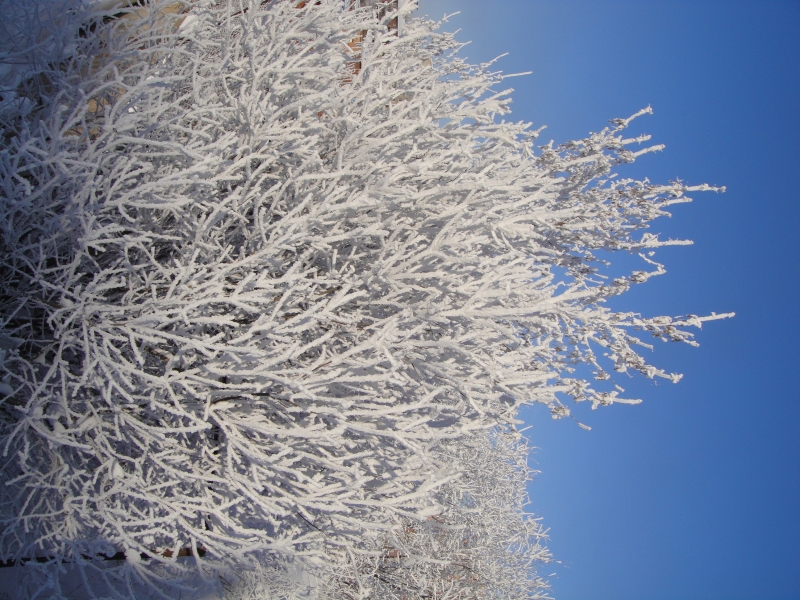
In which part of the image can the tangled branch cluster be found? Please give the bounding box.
[0,0,729,597]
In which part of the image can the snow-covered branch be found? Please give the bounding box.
[0,0,730,597]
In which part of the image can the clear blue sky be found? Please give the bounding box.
[416,2,800,599]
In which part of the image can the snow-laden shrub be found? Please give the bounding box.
[317,432,550,599]
[0,0,729,597]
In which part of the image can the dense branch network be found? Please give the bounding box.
[0,0,729,597]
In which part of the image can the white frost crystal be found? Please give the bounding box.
[0,0,729,597]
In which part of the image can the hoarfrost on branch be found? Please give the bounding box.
[0,0,730,597]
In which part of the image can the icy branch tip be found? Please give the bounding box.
[612,106,654,129]
[500,71,533,79]
[710,311,736,320]
[685,183,726,193]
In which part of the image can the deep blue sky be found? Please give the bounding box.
[416,2,800,599]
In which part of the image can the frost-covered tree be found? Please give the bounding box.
[0,0,730,597]
[315,432,549,600]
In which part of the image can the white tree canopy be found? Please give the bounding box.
[0,0,730,597]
